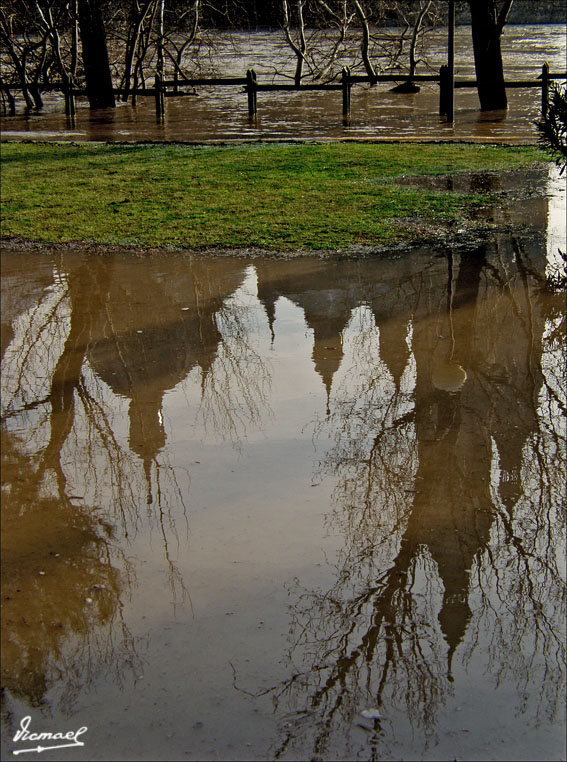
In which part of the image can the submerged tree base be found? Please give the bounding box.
[390,81,421,94]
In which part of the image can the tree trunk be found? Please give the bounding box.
[173,0,201,91]
[468,0,509,111]
[121,0,155,101]
[353,0,376,82]
[408,0,432,80]
[157,0,165,80]
[282,0,307,87]
[77,0,115,109]
[70,0,79,78]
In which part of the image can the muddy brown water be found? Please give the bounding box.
[1,165,565,760]
[1,24,565,144]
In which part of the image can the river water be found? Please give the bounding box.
[0,24,565,144]
[1,164,565,760]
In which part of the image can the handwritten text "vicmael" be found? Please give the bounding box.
[13,715,88,745]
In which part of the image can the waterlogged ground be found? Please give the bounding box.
[1,166,565,761]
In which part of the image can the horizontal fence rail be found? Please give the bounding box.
[1,65,565,122]
[163,77,248,86]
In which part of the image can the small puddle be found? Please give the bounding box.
[396,166,562,229]
[395,167,549,194]
[1,173,565,760]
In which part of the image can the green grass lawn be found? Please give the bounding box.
[0,141,546,250]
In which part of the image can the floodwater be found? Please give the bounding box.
[0,24,565,144]
[1,165,565,761]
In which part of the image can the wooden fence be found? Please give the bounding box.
[1,63,565,122]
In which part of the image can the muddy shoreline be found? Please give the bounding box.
[0,215,547,261]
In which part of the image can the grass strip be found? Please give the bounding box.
[0,141,546,251]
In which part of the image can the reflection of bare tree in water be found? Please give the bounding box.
[1,255,146,714]
[1,429,139,716]
[0,249,260,711]
[268,239,565,760]
[1,255,140,526]
[197,269,273,446]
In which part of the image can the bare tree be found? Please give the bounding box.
[390,0,441,91]
[352,0,377,80]
[281,0,308,85]
[310,0,355,80]
[162,0,202,89]
[0,2,55,109]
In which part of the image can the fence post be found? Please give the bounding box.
[342,67,351,119]
[446,0,455,122]
[247,69,257,117]
[541,61,550,117]
[439,65,450,117]
[155,74,165,117]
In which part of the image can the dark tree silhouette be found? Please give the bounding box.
[77,0,115,108]
[467,0,514,110]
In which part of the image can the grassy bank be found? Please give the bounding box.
[0,141,546,251]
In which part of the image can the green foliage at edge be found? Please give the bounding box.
[0,141,546,250]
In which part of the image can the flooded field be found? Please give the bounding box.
[1,24,565,144]
[1,165,565,760]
